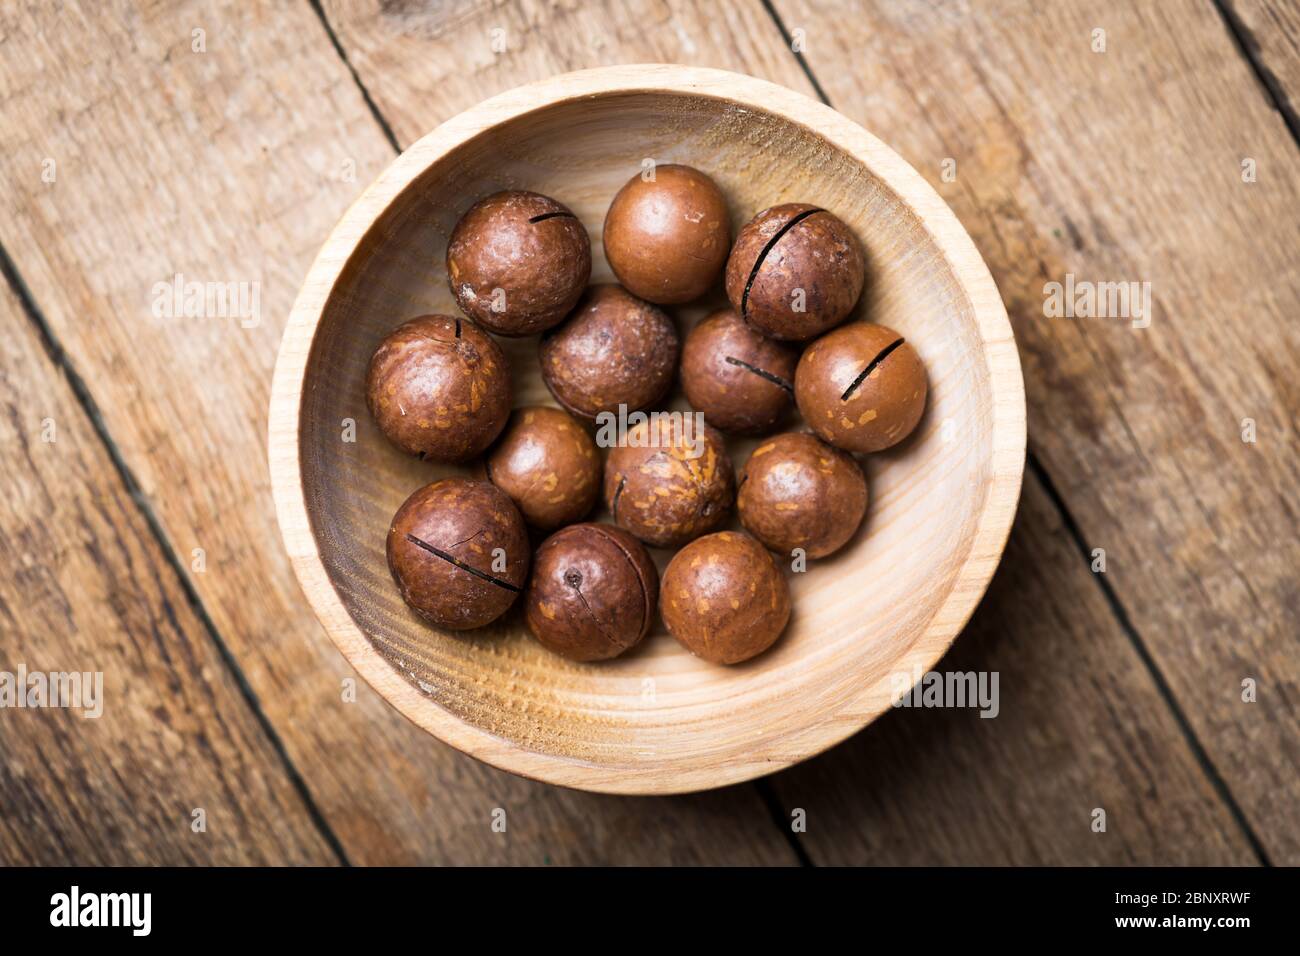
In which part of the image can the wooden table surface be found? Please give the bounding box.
[1,0,1296,866]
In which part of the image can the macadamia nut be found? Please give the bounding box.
[366,315,511,463]
[738,431,868,558]
[603,164,730,304]
[661,531,790,664]
[525,523,659,661]
[725,203,865,341]
[386,478,529,630]
[603,417,733,548]
[447,190,591,336]
[681,307,797,434]
[540,284,679,421]
[485,406,601,531]
[795,323,927,453]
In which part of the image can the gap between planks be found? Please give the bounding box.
[0,238,353,867]
[309,0,402,153]
[1214,0,1300,145]
[758,0,1273,865]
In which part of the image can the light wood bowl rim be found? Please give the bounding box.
[268,64,1026,795]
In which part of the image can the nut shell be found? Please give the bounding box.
[447,190,591,336]
[524,523,659,662]
[366,315,511,463]
[603,417,734,549]
[795,323,927,453]
[603,165,730,304]
[725,203,865,341]
[661,531,790,665]
[681,307,797,434]
[386,478,529,630]
[540,284,679,421]
[738,432,868,558]
[485,406,601,530]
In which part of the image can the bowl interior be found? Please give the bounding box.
[298,89,994,784]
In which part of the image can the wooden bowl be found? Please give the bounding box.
[269,65,1025,794]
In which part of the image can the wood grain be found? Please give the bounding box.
[317,1,1264,858]
[0,0,793,863]
[772,0,1300,861]
[320,0,814,146]
[0,277,335,865]
[766,477,1254,865]
[1224,0,1300,134]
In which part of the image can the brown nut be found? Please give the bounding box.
[603,164,730,304]
[485,406,601,531]
[738,432,868,559]
[447,190,591,336]
[661,531,790,665]
[724,203,865,341]
[681,307,798,435]
[386,478,529,630]
[794,323,927,453]
[524,523,659,662]
[539,284,679,421]
[366,315,511,463]
[603,416,734,549]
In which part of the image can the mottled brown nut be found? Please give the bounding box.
[366,315,511,463]
[386,478,529,630]
[447,190,591,336]
[524,523,659,662]
[680,307,798,435]
[603,417,734,549]
[603,165,730,304]
[738,432,868,559]
[485,406,601,531]
[795,323,927,453]
[724,203,865,341]
[539,284,679,421]
[661,531,790,665]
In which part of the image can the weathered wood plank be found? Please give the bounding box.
[0,278,336,865]
[1224,0,1300,136]
[320,0,814,145]
[767,478,1254,864]
[323,0,1260,863]
[773,0,1300,860]
[0,0,793,864]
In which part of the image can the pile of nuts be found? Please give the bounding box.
[368,164,927,666]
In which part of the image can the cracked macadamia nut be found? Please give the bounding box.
[661,531,790,665]
[603,416,733,549]
[524,523,659,662]
[540,284,679,421]
[725,203,865,341]
[366,314,511,463]
[386,478,529,630]
[447,190,591,336]
[738,432,868,558]
[681,307,798,434]
[485,406,601,531]
[603,164,730,304]
[795,322,927,453]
